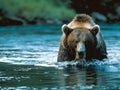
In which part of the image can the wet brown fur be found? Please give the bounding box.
[57,14,107,62]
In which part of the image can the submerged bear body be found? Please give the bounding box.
[57,14,107,62]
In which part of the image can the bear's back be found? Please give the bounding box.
[68,14,95,29]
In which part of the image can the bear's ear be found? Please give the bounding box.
[90,25,100,35]
[62,24,73,35]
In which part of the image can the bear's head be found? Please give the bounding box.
[61,24,100,60]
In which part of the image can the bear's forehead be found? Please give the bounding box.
[68,29,91,40]
[71,28,90,34]
[68,28,95,42]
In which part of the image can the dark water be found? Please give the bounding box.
[0,25,120,90]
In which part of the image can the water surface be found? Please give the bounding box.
[0,25,120,90]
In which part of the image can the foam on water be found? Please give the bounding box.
[0,56,120,72]
[0,42,120,69]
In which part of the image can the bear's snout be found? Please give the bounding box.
[75,43,86,60]
[77,43,85,52]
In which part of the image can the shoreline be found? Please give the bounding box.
[0,15,120,27]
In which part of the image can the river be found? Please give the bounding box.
[0,25,120,90]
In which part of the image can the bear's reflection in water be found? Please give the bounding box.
[59,66,97,87]
[58,64,120,89]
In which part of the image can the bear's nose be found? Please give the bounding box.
[78,51,85,59]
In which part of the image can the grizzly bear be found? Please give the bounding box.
[57,14,107,62]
